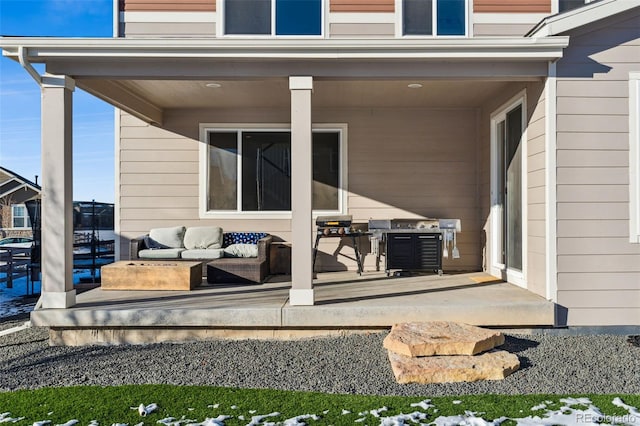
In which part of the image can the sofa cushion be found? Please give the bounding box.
[223,232,268,247]
[183,226,223,250]
[138,248,184,259]
[148,226,186,249]
[223,243,259,258]
[181,248,224,260]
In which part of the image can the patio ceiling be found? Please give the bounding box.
[87,78,515,110]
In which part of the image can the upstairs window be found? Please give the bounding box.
[224,0,322,36]
[403,0,467,36]
[11,204,31,229]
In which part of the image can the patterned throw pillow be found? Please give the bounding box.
[222,232,268,247]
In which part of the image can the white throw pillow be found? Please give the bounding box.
[148,226,186,249]
[183,226,223,250]
[223,243,258,258]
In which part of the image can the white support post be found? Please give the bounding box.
[289,76,314,306]
[40,74,76,308]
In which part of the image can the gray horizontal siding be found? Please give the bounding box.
[554,8,640,326]
[473,23,534,36]
[119,107,482,272]
[329,23,394,37]
[124,22,215,37]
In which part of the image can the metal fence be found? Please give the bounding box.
[0,247,34,294]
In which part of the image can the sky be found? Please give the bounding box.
[0,0,115,203]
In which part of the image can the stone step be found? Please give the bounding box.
[388,349,520,384]
[383,321,504,357]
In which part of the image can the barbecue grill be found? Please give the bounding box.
[369,218,461,276]
[313,215,365,274]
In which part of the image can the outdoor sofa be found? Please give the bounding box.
[129,225,272,284]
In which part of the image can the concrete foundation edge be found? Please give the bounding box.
[49,326,389,346]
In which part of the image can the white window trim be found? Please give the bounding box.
[11,204,31,229]
[395,0,470,38]
[489,90,528,288]
[218,0,326,38]
[199,123,348,220]
[630,72,640,243]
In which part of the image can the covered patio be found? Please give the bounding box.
[31,271,555,345]
[0,37,567,338]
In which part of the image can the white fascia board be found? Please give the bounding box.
[528,0,640,37]
[0,36,569,61]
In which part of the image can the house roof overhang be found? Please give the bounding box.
[1,37,569,73]
[526,0,640,37]
[1,37,569,125]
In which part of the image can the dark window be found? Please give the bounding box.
[207,130,341,212]
[276,0,322,35]
[437,0,465,35]
[225,0,321,36]
[559,0,586,13]
[403,0,433,35]
[403,0,466,36]
[225,0,271,35]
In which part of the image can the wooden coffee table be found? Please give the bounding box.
[101,261,202,291]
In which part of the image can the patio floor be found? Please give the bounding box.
[31,271,556,345]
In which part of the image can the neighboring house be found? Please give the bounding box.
[0,166,40,239]
[0,0,638,327]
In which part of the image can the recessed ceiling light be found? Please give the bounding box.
[205,82,222,88]
[408,83,423,89]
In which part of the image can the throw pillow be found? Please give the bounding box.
[223,232,268,247]
[148,226,186,249]
[183,226,223,250]
[223,243,259,258]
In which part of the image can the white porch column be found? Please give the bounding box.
[289,76,314,306]
[40,74,76,308]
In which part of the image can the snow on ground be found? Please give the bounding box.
[0,270,100,319]
[1,397,638,426]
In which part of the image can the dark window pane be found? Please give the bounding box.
[559,0,585,13]
[403,0,433,35]
[437,0,465,35]
[242,132,292,211]
[225,0,271,35]
[313,132,340,210]
[208,132,238,211]
[505,105,523,272]
[276,0,321,35]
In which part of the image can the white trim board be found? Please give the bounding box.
[122,12,217,23]
[545,61,558,302]
[630,72,640,244]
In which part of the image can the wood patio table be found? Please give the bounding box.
[101,260,202,291]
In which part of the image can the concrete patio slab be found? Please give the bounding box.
[29,272,556,345]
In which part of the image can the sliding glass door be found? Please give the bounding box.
[492,100,525,284]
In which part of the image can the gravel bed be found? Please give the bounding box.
[1,323,639,395]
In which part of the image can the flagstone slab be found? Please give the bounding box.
[388,350,520,384]
[383,321,504,357]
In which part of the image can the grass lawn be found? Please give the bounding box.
[0,386,639,425]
